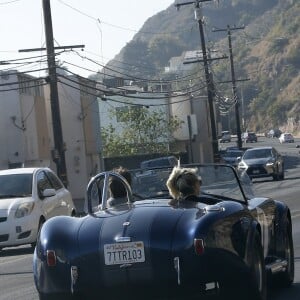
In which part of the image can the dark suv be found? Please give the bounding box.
[243,132,257,143]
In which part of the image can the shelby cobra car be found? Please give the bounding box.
[33,164,294,300]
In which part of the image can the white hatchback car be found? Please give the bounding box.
[0,167,76,250]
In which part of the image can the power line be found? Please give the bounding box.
[58,0,192,36]
[57,78,200,108]
[0,82,47,93]
[56,65,208,97]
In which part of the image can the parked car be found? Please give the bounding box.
[219,130,231,143]
[237,146,284,180]
[33,164,294,300]
[242,132,258,143]
[0,167,76,250]
[221,149,244,167]
[279,133,294,143]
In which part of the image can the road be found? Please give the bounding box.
[244,137,300,300]
[0,136,300,300]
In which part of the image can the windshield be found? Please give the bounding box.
[243,149,271,159]
[224,151,243,158]
[130,164,246,202]
[0,174,33,198]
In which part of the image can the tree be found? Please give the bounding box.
[101,106,182,157]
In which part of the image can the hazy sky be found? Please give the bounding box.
[0,0,175,77]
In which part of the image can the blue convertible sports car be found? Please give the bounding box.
[33,164,294,300]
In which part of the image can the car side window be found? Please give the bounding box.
[46,171,64,190]
[37,171,52,196]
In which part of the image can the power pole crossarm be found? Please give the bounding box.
[19,45,84,53]
[175,0,212,10]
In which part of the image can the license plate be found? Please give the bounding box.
[253,170,260,174]
[104,241,145,265]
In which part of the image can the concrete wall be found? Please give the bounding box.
[0,71,101,207]
[0,72,49,168]
[45,75,101,202]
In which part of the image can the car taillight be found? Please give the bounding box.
[46,250,57,266]
[194,238,205,255]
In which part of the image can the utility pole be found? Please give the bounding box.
[212,25,245,149]
[20,1,84,186]
[43,0,68,186]
[176,0,220,162]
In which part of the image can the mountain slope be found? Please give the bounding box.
[101,0,299,133]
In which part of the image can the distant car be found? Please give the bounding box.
[266,129,282,138]
[0,167,76,250]
[219,130,231,143]
[237,146,284,180]
[33,164,294,300]
[279,133,294,143]
[221,149,244,167]
[242,132,257,143]
[140,156,178,169]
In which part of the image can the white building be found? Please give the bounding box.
[99,85,170,145]
[0,71,50,169]
[44,74,101,204]
[0,71,101,211]
[99,83,214,163]
[169,92,213,163]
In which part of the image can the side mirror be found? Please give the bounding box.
[42,188,56,198]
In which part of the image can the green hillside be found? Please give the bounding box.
[100,0,300,134]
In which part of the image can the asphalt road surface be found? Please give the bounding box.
[1,136,300,300]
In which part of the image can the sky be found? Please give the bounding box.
[0,0,175,78]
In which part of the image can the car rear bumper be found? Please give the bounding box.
[34,247,250,298]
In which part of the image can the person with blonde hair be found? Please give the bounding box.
[166,166,202,204]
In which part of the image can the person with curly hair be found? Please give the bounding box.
[166,166,202,205]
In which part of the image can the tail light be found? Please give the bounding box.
[46,250,57,266]
[194,238,205,255]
